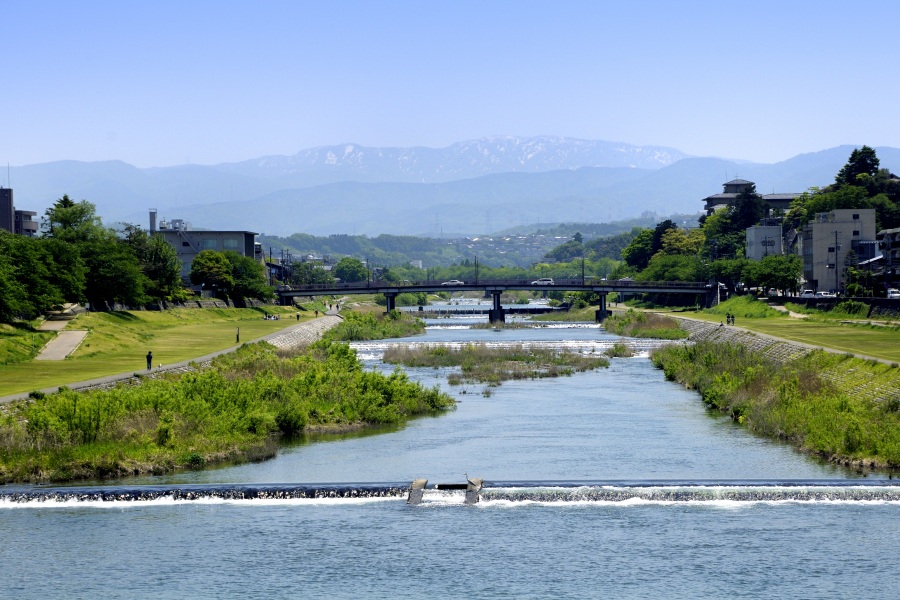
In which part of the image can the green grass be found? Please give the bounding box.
[383,342,609,385]
[651,341,900,470]
[0,340,454,483]
[658,300,900,363]
[0,307,305,397]
[604,309,688,339]
[532,305,600,322]
[704,295,787,319]
[0,323,56,365]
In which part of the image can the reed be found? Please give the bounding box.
[0,340,453,483]
[383,342,609,385]
[650,340,900,471]
[604,309,688,339]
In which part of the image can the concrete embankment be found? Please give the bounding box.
[668,316,900,404]
[0,315,343,404]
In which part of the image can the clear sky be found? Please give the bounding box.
[3,0,898,169]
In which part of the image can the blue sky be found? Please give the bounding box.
[3,0,898,168]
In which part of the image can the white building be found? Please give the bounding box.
[801,209,876,293]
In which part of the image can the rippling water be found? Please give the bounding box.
[2,317,897,598]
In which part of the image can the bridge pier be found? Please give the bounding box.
[489,291,505,324]
[595,293,608,322]
[384,292,397,313]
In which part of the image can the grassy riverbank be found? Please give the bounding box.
[383,342,610,385]
[0,340,453,483]
[651,340,900,471]
[324,308,425,341]
[661,296,900,363]
[0,307,303,397]
[604,309,688,339]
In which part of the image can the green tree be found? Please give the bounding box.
[742,255,802,294]
[290,262,335,285]
[835,146,879,187]
[621,229,655,270]
[0,233,65,318]
[43,197,145,310]
[122,225,183,301]
[190,250,235,296]
[224,251,272,301]
[0,251,29,322]
[333,257,369,282]
[730,183,767,230]
[81,231,148,309]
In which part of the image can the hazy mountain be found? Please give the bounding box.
[6,138,900,236]
[213,136,689,185]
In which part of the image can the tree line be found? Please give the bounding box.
[607,146,900,297]
[0,196,271,324]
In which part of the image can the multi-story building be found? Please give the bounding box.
[703,179,801,216]
[0,188,38,236]
[0,188,12,233]
[801,209,876,293]
[150,209,261,282]
[745,225,783,260]
[877,227,900,290]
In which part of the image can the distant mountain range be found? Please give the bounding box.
[7,137,900,237]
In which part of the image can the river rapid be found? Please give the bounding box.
[2,309,899,598]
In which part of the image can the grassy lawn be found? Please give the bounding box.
[0,306,306,397]
[659,303,900,363]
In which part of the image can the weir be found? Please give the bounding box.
[5,480,900,506]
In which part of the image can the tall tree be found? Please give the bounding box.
[190,250,235,296]
[333,257,369,282]
[122,225,183,301]
[835,146,879,187]
[224,251,272,301]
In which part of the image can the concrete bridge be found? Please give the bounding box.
[277,278,714,323]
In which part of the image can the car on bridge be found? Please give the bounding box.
[531,278,555,285]
[441,280,465,286]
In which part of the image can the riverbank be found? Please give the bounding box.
[652,317,900,472]
[0,316,454,483]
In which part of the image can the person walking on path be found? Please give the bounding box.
[146,351,153,370]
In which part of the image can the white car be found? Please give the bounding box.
[799,290,816,298]
[440,280,465,286]
[815,291,836,298]
[888,288,900,299]
[531,278,555,285]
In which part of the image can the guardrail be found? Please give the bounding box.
[277,278,710,293]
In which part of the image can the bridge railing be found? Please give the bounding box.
[278,278,710,292]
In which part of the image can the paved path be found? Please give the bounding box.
[0,315,343,405]
[35,330,89,360]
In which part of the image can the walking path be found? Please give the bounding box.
[0,314,343,405]
[666,314,900,404]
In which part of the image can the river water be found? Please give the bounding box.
[2,309,899,598]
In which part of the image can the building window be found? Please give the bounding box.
[223,238,239,250]
[853,230,860,236]
[182,241,190,247]
[202,239,218,250]
[853,213,860,220]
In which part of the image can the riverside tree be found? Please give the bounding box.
[189,250,235,297]
[333,257,369,282]
[43,196,147,310]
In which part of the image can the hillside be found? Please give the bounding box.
[7,138,900,237]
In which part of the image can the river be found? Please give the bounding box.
[2,309,899,598]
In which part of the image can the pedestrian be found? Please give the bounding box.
[146,351,152,370]
[315,310,319,317]
[296,313,300,321]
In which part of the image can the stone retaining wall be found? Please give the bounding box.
[670,316,900,404]
[73,316,343,394]
[673,318,811,364]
